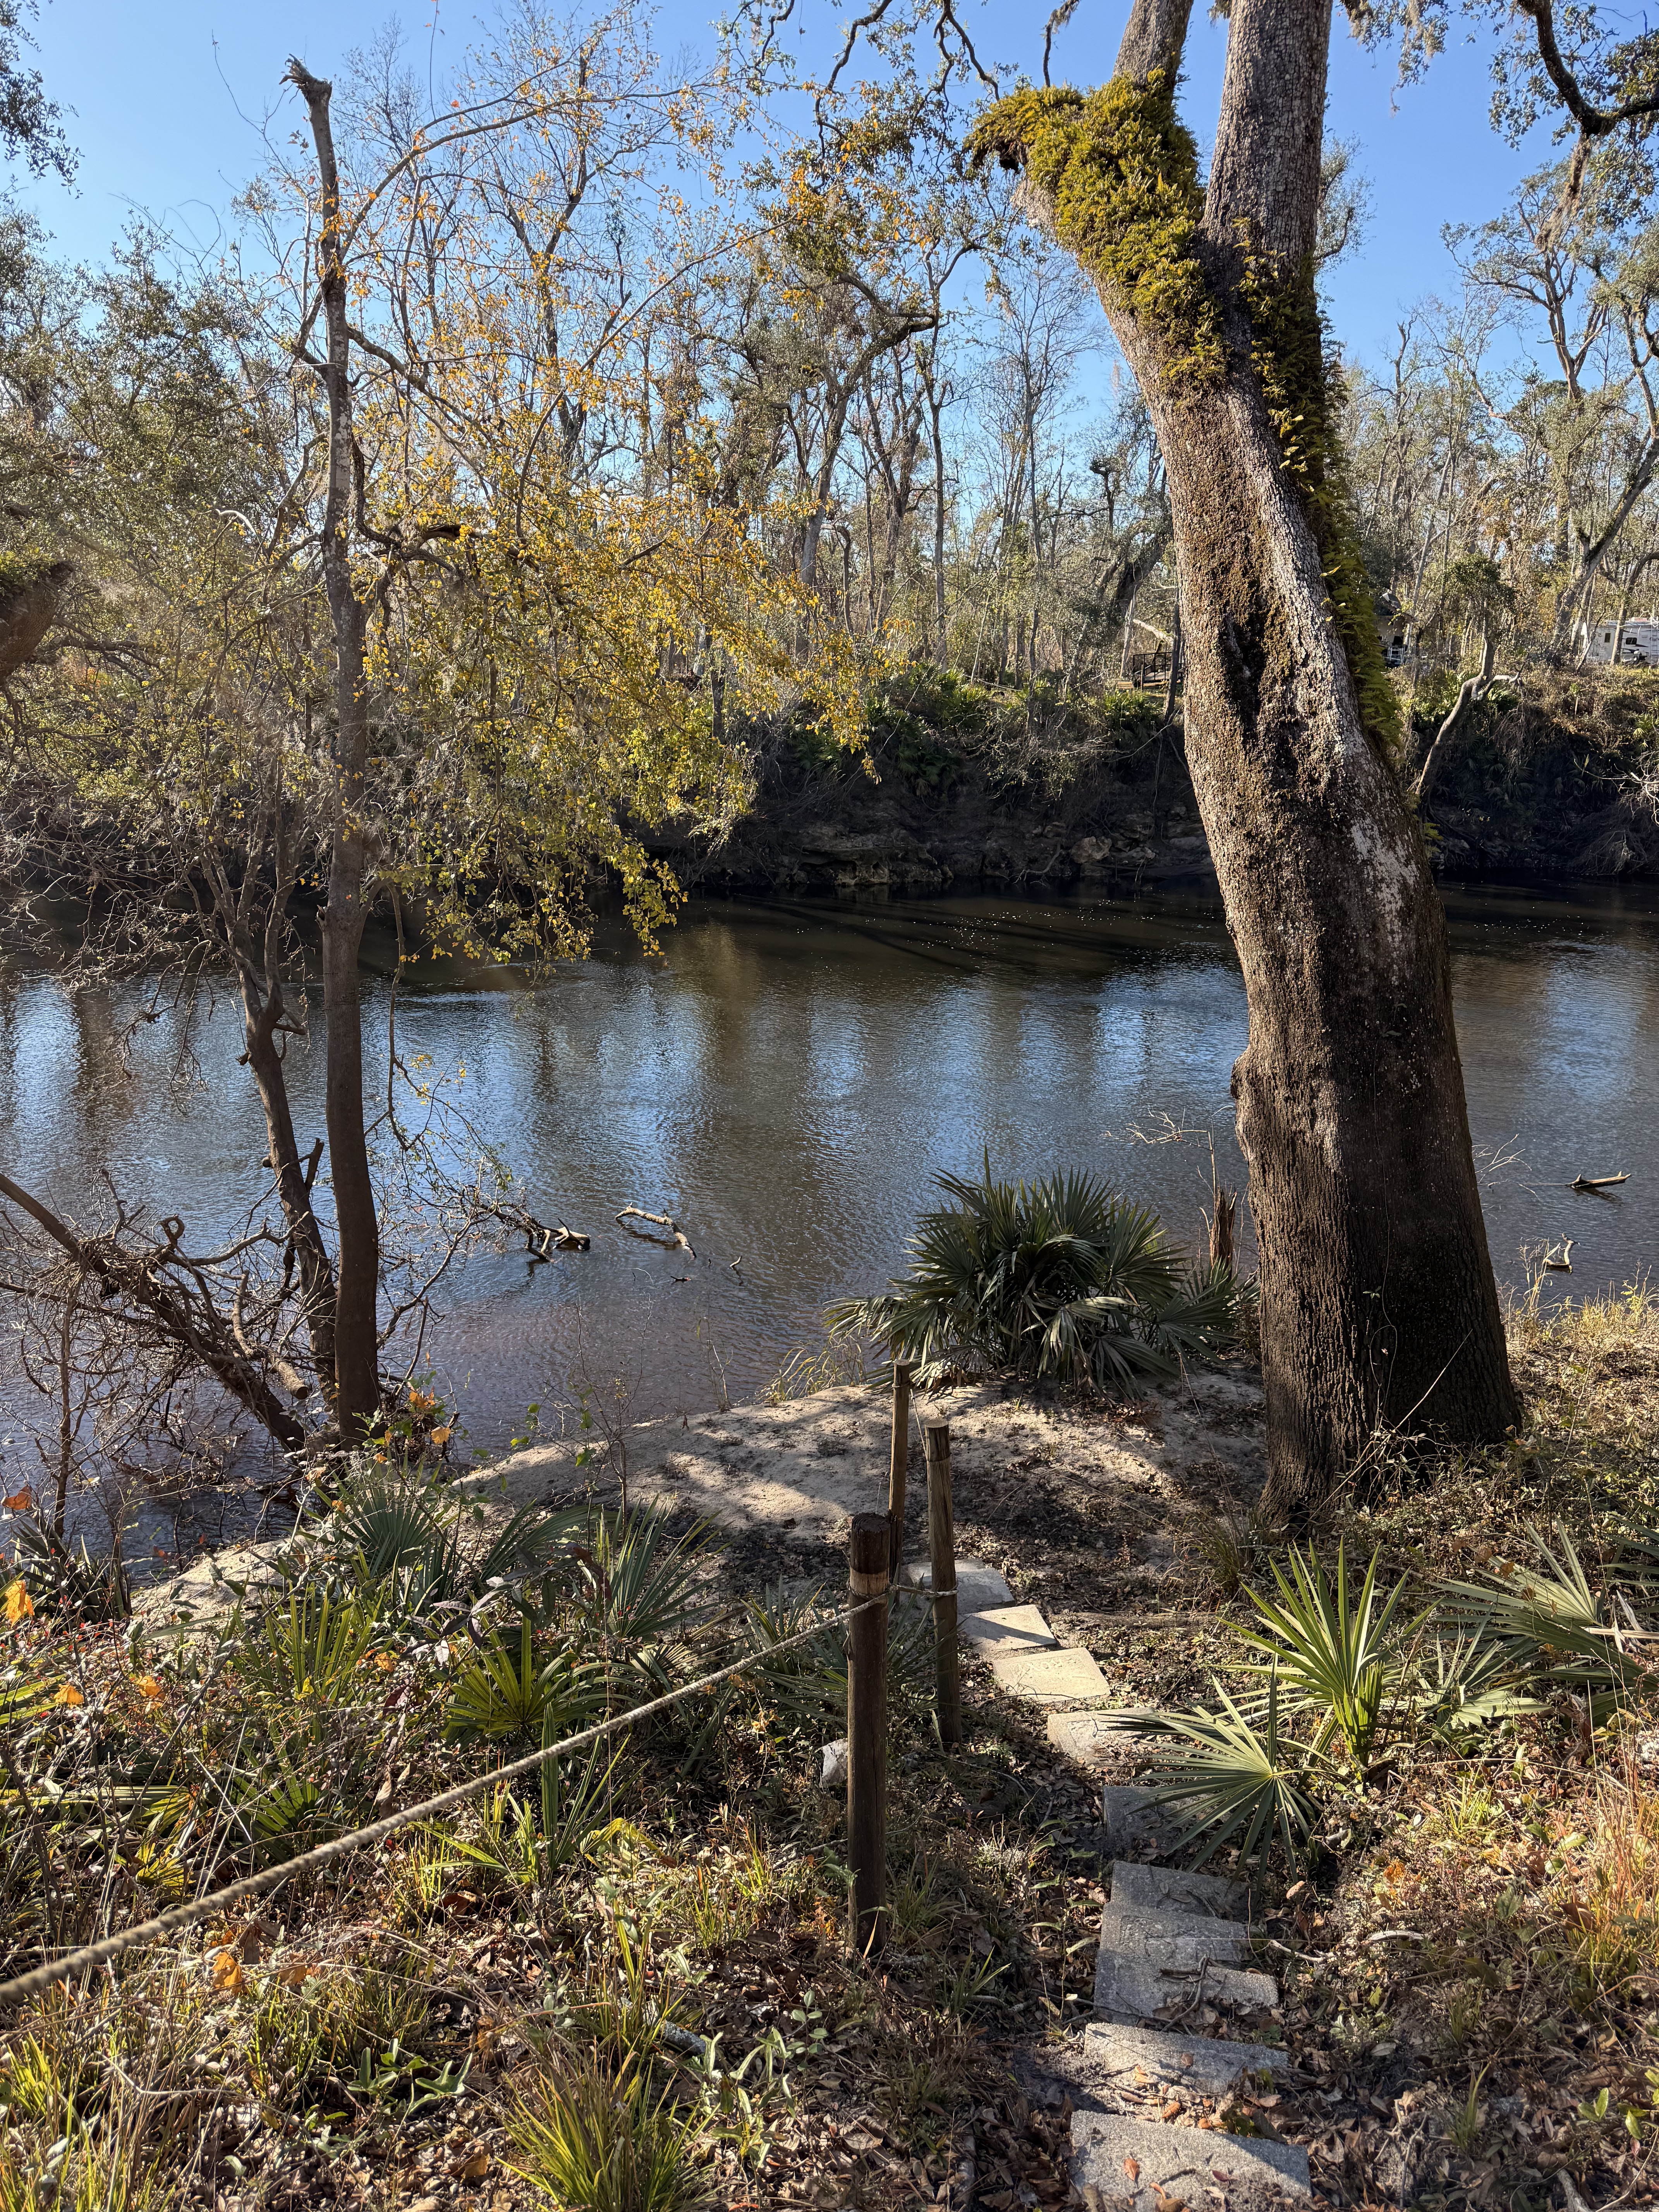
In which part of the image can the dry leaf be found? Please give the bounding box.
[450,2150,489,2181]
[3,1486,33,1511]
[1123,2156,1140,2183]
[132,1674,163,1701]
[210,1949,244,1995]
[276,1959,316,1989]
[3,1579,33,1626]
[55,1681,84,1707]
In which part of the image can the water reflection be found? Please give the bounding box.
[2,878,1655,1567]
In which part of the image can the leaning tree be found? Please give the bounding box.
[951,0,1659,1514]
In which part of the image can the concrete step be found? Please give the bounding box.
[1070,2105,1310,2209]
[1095,1948,1279,2025]
[1101,1784,1196,1860]
[961,1602,1057,1654]
[900,1558,1013,1614]
[988,1644,1110,1702]
[1109,1861,1249,1921]
[1100,1901,1253,1966]
[1080,2020,1290,2098]
[1047,1710,1124,1765]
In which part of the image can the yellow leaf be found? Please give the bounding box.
[3,1579,33,1626]
[133,1674,164,1701]
[210,1949,244,1995]
[55,1682,84,1708]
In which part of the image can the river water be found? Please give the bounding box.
[2,878,1655,1565]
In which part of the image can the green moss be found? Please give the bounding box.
[969,77,1400,768]
[967,76,1224,389]
[0,547,60,604]
[1236,261,1401,766]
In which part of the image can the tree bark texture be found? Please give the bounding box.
[239,972,338,1393]
[984,0,1519,1511]
[288,60,382,1437]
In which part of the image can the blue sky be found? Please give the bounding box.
[18,0,1555,372]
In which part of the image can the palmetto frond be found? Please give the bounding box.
[826,1156,1243,1388]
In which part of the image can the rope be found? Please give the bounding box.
[0,1595,889,2011]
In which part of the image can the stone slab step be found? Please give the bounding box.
[901,1558,1014,1614]
[988,1644,1109,1702]
[1047,1710,1125,1765]
[1080,2021,1290,2097]
[1101,1784,1194,1860]
[1101,1902,1252,1966]
[1110,1862,1249,1921]
[962,1602,1057,1654]
[1095,1949,1279,2025]
[1070,2106,1309,2209]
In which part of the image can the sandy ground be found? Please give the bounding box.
[137,1359,1266,1673]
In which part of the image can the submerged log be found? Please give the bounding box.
[1571,1172,1630,1193]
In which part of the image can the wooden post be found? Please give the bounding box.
[887,1357,914,1576]
[847,1511,890,1956]
[924,1417,961,1748]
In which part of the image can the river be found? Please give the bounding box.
[2,877,1654,1568]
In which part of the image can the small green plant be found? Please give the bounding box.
[1439,1525,1651,1719]
[735,1580,932,1744]
[242,1587,383,1705]
[1237,1542,1417,1770]
[343,2039,469,2119]
[445,1616,594,1741]
[1451,2068,1489,2153]
[509,2051,707,2212]
[764,1337,868,1403]
[1119,1674,1323,1869]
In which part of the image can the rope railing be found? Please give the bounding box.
[2,1380,960,2004]
[0,1597,887,2012]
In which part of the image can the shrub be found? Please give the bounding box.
[824,1158,1242,1389]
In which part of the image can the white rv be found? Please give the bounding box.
[1582,615,1659,665]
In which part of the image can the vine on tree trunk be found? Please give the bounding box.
[1236,258,1403,768]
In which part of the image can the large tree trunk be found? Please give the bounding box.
[288,60,382,1438]
[981,0,1519,1512]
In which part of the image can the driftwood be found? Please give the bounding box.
[481,1199,590,1259]
[1543,1239,1575,1273]
[616,1206,696,1258]
[1571,1171,1629,1192]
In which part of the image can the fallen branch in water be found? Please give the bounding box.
[1571,1171,1629,1192]
[479,1199,590,1257]
[616,1206,695,1258]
